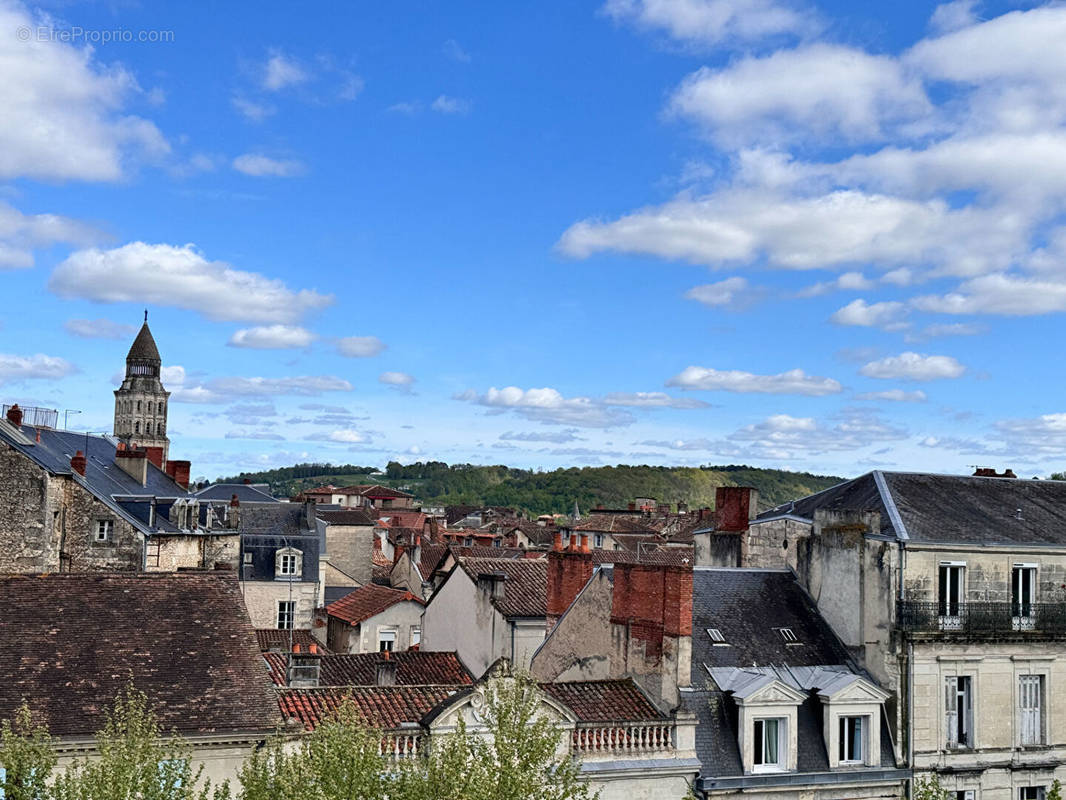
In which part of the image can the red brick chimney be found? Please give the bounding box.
[70,450,87,476]
[165,459,191,489]
[546,546,594,631]
[5,404,23,427]
[713,486,758,532]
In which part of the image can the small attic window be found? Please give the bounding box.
[778,627,799,643]
[707,628,730,646]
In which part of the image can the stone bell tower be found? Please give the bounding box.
[114,313,171,468]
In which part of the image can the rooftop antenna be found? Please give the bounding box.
[63,409,82,430]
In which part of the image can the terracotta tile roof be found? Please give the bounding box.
[450,545,535,560]
[325,584,423,625]
[542,679,666,722]
[572,514,663,534]
[0,572,282,738]
[379,510,427,528]
[339,484,414,500]
[278,685,458,731]
[589,547,694,567]
[303,486,339,495]
[256,629,325,652]
[458,557,548,618]
[263,651,472,688]
[416,544,451,579]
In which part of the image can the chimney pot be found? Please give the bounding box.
[580,534,590,553]
[293,643,301,653]
[70,450,87,476]
[5,404,23,427]
[553,531,564,552]
[230,494,240,507]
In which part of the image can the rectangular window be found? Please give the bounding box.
[753,718,784,769]
[278,552,298,576]
[94,519,114,542]
[1019,674,1045,746]
[939,563,965,626]
[594,534,604,548]
[1013,565,1037,621]
[945,675,974,748]
[956,792,975,800]
[378,629,397,652]
[1020,788,1045,800]
[411,626,421,647]
[243,552,253,564]
[839,715,864,763]
[277,601,295,630]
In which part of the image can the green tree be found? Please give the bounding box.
[0,702,57,800]
[50,684,229,800]
[911,774,950,800]
[237,699,389,800]
[1048,779,1063,800]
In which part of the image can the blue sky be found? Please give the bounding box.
[2,0,1065,481]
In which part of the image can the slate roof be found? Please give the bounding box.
[263,651,472,687]
[759,470,1066,546]
[589,547,694,567]
[0,572,281,738]
[317,509,376,526]
[686,568,896,782]
[325,584,423,625]
[542,679,665,722]
[692,569,851,670]
[195,483,278,503]
[256,628,324,652]
[457,557,549,618]
[240,503,314,535]
[126,322,161,362]
[278,685,459,731]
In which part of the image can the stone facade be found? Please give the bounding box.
[239,579,320,630]
[113,321,171,465]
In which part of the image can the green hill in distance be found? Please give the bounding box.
[216,461,844,518]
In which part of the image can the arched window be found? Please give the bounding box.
[148,401,153,413]
[136,400,141,412]
[134,421,140,434]
[146,422,153,435]
[158,422,165,435]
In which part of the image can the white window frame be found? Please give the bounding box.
[276,600,295,630]
[1020,788,1045,800]
[275,547,302,579]
[594,533,604,548]
[939,562,966,628]
[1013,563,1038,629]
[752,717,786,772]
[945,674,974,748]
[410,626,421,647]
[1019,674,1045,747]
[838,715,865,764]
[378,628,398,652]
[94,519,114,543]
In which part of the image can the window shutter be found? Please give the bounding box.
[1020,675,1042,745]
[945,676,959,747]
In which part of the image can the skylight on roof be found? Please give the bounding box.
[778,627,799,643]
[706,628,730,646]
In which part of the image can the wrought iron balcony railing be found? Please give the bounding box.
[897,601,1066,636]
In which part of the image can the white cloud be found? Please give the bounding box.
[854,389,928,402]
[262,51,309,91]
[859,352,966,381]
[670,45,928,144]
[49,242,333,324]
[207,376,353,397]
[602,0,815,46]
[913,273,1066,316]
[0,201,103,269]
[225,430,285,441]
[442,39,471,62]
[995,413,1066,455]
[379,371,415,391]
[232,96,275,122]
[500,430,584,444]
[929,0,979,34]
[684,276,762,308]
[904,322,982,342]
[457,386,635,428]
[0,353,76,384]
[666,365,842,395]
[0,2,168,182]
[727,410,908,457]
[232,154,305,177]
[558,188,1012,274]
[639,437,715,451]
[830,298,908,329]
[337,336,386,358]
[64,318,135,340]
[798,271,876,296]
[227,325,316,349]
[321,428,370,444]
[602,391,709,408]
[431,95,471,114]
[387,101,421,115]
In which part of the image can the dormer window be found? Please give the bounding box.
[753,718,786,771]
[275,548,302,579]
[838,716,865,763]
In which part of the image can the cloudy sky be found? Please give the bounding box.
[2,0,1065,480]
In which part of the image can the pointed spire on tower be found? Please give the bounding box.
[571,499,581,522]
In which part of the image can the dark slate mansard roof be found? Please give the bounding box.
[682,569,899,788]
[758,470,1066,546]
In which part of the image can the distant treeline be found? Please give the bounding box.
[218,461,844,517]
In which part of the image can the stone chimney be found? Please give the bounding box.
[546,545,594,631]
[165,459,191,489]
[713,486,759,532]
[114,447,148,486]
[5,404,23,427]
[973,467,1017,479]
[286,643,322,688]
[477,571,508,600]
[70,450,87,476]
[227,494,240,529]
[376,653,397,686]
[677,500,688,514]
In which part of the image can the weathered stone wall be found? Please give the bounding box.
[239,580,319,629]
[422,568,505,676]
[323,523,375,585]
[531,570,614,683]
[745,517,811,569]
[147,533,240,572]
[903,546,1066,603]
